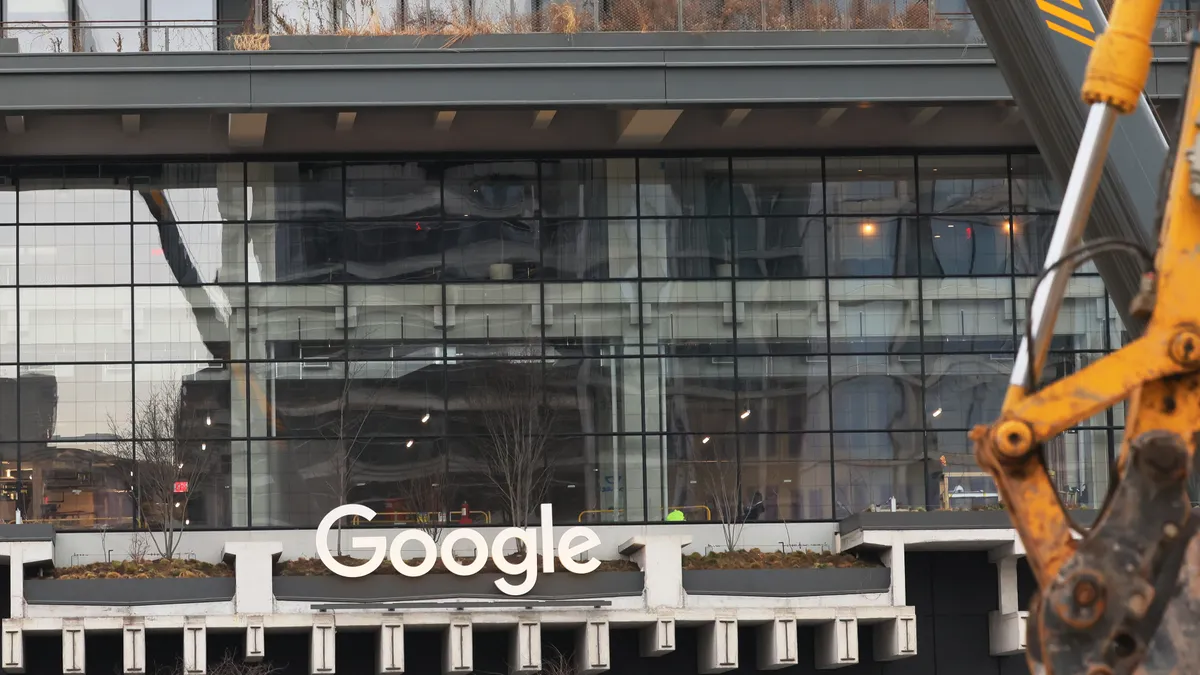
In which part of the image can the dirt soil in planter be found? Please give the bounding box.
[682,549,880,570]
[36,559,234,580]
[280,554,640,576]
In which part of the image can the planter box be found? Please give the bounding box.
[0,524,54,542]
[274,571,644,603]
[267,30,962,52]
[25,578,235,606]
[839,509,1100,534]
[682,567,891,597]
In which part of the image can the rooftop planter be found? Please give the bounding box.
[275,554,643,601]
[24,559,236,606]
[838,508,1100,534]
[678,549,887,597]
[25,577,236,606]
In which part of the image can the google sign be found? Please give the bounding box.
[315,503,603,596]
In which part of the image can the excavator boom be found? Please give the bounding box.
[966,1,1200,673]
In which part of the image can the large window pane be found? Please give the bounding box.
[345,220,443,282]
[134,222,233,285]
[918,155,1009,214]
[345,162,441,220]
[248,285,344,362]
[20,223,131,285]
[731,158,823,217]
[829,279,921,354]
[547,434,641,524]
[345,359,448,438]
[1014,276,1108,351]
[825,156,916,215]
[17,165,131,223]
[639,158,730,218]
[1045,429,1111,509]
[737,355,829,432]
[443,161,537,219]
[640,218,731,279]
[544,357,627,436]
[1012,153,1063,212]
[736,280,828,354]
[347,285,443,356]
[922,216,1012,276]
[741,433,832,521]
[541,159,636,219]
[20,287,132,362]
[833,431,925,516]
[267,223,344,284]
[76,0,144,52]
[924,352,1008,429]
[660,357,737,435]
[24,440,132,529]
[134,286,242,362]
[665,433,737,529]
[543,283,639,355]
[246,162,342,221]
[131,162,244,223]
[133,363,237,440]
[148,0,218,52]
[641,280,735,348]
[0,290,14,363]
[734,216,825,278]
[543,219,627,280]
[443,220,540,281]
[446,283,541,354]
[5,0,70,53]
[828,217,919,277]
[18,364,132,441]
[830,356,923,430]
[921,278,1016,352]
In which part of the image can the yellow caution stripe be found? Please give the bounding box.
[1046,19,1098,47]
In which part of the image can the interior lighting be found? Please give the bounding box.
[860,222,877,236]
[932,408,943,418]
[421,413,431,423]
[702,436,711,444]
[205,416,212,426]
[740,410,751,419]
[406,439,415,448]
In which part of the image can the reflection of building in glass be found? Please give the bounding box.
[0,153,1120,530]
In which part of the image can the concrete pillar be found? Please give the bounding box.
[699,618,738,674]
[184,622,207,674]
[510,621,541,673]
[575,619,610,675]
[223,542,283,614]
[123,621,146,675]
[444,619,473,674]
[757,617,798,670]
[873,615,918,661]
[2,621,22,673]
[378,621,404,674]
[312,617,336,674]
[639,615,675,657]
[815,616,858,669]
[618,536,689,609]
[880,536,906,607]
[63,620,85,674]
[245,619,266,663]
[989,546,1028,656]
[0,540,54,619]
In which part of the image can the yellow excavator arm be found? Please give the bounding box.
[971,1,1200,673]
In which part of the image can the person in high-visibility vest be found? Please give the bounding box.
[666,509,685,522]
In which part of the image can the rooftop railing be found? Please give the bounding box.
[0,2,1193,53]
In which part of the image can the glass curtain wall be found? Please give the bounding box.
[0,152,1120,530]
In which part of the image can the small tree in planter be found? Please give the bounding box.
[109,380,219,560]
[397,457,450,543]
[693,438,755,553]
[469,348,558,532]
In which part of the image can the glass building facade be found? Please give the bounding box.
[0,153,1124,530]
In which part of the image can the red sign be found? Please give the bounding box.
[173,481,189,493]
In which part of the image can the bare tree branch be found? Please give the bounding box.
[468,348,558,530]
[108,377,218,560]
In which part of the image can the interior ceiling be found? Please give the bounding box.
[0,102,1061,159]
